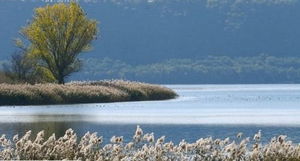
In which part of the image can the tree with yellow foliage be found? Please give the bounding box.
[22,2,98,84]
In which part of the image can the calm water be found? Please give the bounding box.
[1,84,300,143]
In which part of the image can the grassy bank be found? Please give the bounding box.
[0,80,177,106]
[0,126,299,160]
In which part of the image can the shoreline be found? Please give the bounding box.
[0,80,177,106]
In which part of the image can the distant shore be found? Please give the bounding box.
[0,80,177,106]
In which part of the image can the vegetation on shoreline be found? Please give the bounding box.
[4,54,300,84]
[71,55,300,84]
[0,80,177,106]
[0,126,299,160]
[0,72,10,83]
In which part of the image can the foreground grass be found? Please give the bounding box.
[0,126,299,161]
[0,80,177,106]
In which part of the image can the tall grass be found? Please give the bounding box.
[0,80,177,106]
[0,126,299,160]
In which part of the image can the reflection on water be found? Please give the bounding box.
[1,84,300,143]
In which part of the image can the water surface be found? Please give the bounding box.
[1,84,300,143]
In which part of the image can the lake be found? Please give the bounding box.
[1,84,300,144]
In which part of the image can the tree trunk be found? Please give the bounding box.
[57,74,65,84]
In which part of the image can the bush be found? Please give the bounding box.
[0,72,11,83]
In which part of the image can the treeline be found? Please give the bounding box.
[71,55,300,84]
[3,55,300,84]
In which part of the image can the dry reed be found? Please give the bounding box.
[0,126,299,161]
[0,80,177,106]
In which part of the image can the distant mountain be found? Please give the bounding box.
[0,0,299,64]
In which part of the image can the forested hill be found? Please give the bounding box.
[0,0,299,64]
[70,55,300,84]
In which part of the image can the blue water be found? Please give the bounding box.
[1,84,300,143]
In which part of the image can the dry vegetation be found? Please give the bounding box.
[0,80,177,106]
[0,126,299,160]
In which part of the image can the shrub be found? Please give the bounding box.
[0,72,11,83]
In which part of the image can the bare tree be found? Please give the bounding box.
[3,50,35,83]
